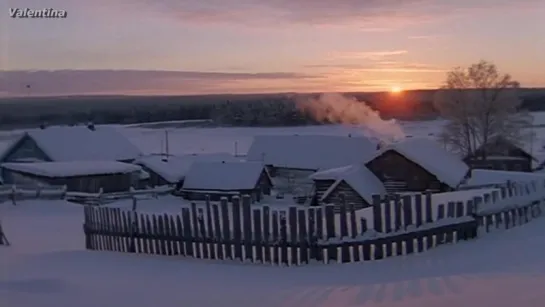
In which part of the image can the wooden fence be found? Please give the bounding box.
[82,182,545,265]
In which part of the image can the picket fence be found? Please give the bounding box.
[82,179,545,266]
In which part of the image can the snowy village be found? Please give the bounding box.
[3,1,545,306]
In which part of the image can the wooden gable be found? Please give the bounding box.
[0,134,51,163]
[365,150,449,191]
[469,137,533,160]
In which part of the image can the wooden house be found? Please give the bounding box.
[465,136,535,172]
[309,164,386,211]
[134,153,240,187]
[179,161,273,201]
[245,134,377,194]
[0,161,143,193]
[365,138,470,193]
[0,125,142,164]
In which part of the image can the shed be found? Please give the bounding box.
[365,138,470,193]
[0,125,142,163]
[309,164,386,211]
[180,161,273,201]
[246,134,378,193]
[465,136,536,172]
[134,153,240,187]
[0,161,142,193]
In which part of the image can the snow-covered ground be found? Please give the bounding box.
[2,199,545,307]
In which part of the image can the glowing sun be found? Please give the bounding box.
[390,86,403,93]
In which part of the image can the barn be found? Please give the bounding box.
[309,164,386,211]
[134,153,240,187]
[0,161,143,193]
[465,136,536,172]
[179,161,273,201]
[245,134,377,195]
[365,138,470,193]
[0,125,142,164]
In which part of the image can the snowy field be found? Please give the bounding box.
[2,199,545,307]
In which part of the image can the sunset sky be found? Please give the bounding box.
[2,0,544,96]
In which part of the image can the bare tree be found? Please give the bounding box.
[433,60,533,158]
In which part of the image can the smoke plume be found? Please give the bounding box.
[297,93,406,142]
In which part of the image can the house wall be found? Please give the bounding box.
[139,165,171,187]
[181,189,256,202]
[313,179,336,204]
[2,136,51,163]
[1,169,135,193]
[467,141,532,172]
[267,166,315,194]
[320,180,370,211]
[366,150,450,193]
[257,170,273,195]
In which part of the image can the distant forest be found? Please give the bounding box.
[1,89,545,130]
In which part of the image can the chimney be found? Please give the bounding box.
[87,122,95,131]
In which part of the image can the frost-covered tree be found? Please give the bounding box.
[433,60,533,158]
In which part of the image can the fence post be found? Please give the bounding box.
[129,196,137,253]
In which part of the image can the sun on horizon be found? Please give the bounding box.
[390,86,403,94]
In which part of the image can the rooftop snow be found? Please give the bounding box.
[461,169,545,187]
[246,134,378,170]
[135,153,240,183]
[368,138,469,188]
[310,164,386,204]
[182,161,268,191]
[1,161,142,178]
[1,126,142,162]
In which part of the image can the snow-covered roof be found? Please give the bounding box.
[1,161,142,178]
[135,153,240,183]
[461,169,545,188]
[246,135,378,170]
[182,161,269,191]
[368,138,469,188]
[310,164,386,204]
[1,126,142,162]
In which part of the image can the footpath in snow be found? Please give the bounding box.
[1,200,545,307]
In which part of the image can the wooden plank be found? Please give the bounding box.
[146,215,155,254]
[384,195,392,233]
[220,198,231,260]
[212,204,223,260]
[447,202,455,218]
[437,204,445,220]
[393,194,402,231]
[372,194,383,232]
[253,209,263,263]
[232,197,243,261]
[175,215,185,256]
[316,207,324,240]
[288,206,298,265]
[242,195,253,262]
[424,193,433,223]
[456,201,465,217]
[190,203,201,258]
[414,194,423,227]
[298,209,308,264]
[325,205,337,263]
[198,208,209,259]
[338,197,350,263]
[272,210,280,265]
[402,195,413,229]
[120,211,129,253]
[163,214,173,256]
[141,214,150,254]
[205,198,215,260]
[348,203,359,262]
[182,208,194,256]
[154,215,164,255]
[279,211,289,265]
[262,206,271,264]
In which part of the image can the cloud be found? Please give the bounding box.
[303,61,446,73]
[0,70,316,96]
[329,50,408,60]
[118,0,545,28]
[407,35,438,40]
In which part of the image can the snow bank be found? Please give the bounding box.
[1,161,142,178]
